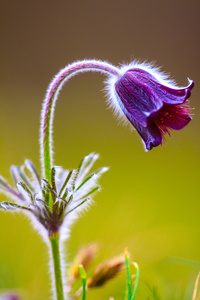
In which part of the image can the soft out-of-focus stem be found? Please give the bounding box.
[50,235,65,300]
[131,262,139,300]
[192,272,200,300]
[40,60,120,196]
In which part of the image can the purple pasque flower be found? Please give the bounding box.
[108,62,194,150]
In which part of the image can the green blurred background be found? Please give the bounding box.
[0,1,199,299]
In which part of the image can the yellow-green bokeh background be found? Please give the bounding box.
[0,1,200,299]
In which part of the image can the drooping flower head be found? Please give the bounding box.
[107,62,194,150]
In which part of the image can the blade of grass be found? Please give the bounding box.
[79,265,87,300]
[124,248,132,300]
[131,262,139,300]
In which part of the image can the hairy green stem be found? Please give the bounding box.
[50,235,65,300]
[40,60,120,195]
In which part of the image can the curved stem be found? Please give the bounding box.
[50,235,65,300]
[40,60,120,189]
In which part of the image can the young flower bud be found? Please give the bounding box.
[107,62,194,150]
[87,255,125,288]
[68,244,98,285]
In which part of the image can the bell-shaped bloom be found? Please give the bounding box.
[108,63,194,150]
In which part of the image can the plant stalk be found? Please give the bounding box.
[50,235,65,300]
[40,60,120,191]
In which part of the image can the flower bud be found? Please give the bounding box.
[68,244,98,285]
[87,255,125,288]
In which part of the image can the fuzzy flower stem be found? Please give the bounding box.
[40,60,120,196]
[50,235,65,300]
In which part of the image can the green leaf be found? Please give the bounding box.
[76,174,96,192]
[78,187,100,200]
[93,167,109,176]
[11,165,34,192]
[41,179,51,205]
[51,167,57,192]
[10,165,21,185]
[77,153,99,180]
[67,195,73,205]
[0,176,24,201]
[19,166,34,191]
[65,198,88,216]
[17,182,33,202]
[0,176,10,189]
[51,167,57,205]
[0,201,31,211]
[61,188,68,200]
[58,170,74,197]
[25,159,41,186]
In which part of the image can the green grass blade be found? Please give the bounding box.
[131,262,139,300]
[125,249,132,300]
[79,264,87,300]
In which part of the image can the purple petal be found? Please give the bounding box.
[115,71,163,127]
[130,118,162,150]
[119,104,162,150]
[131,69,194,105]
